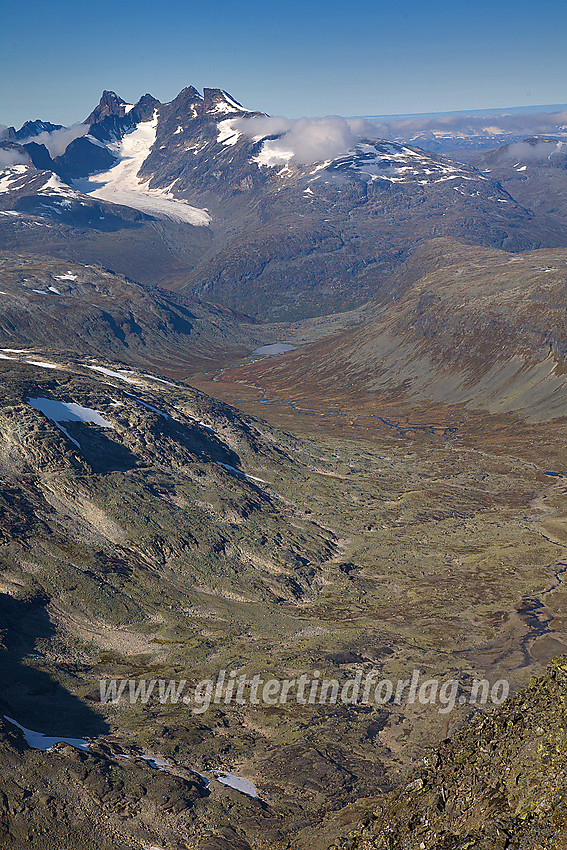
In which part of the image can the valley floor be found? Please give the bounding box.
[1,318,567,849]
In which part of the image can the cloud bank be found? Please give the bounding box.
[0,147,31,168]
[234,108,567,165]
[383,110,567,140]
[235,115,389,164]
[495,139,566,162]
[18,123,89,157]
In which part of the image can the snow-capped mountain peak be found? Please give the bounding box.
[203,88,251,115]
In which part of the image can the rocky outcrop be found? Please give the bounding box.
[329,656,567,850]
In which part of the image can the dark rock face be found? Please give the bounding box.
[329,656,567,850]
[84,89,128,124]
[54,135,116,179]
[22,141,55,171]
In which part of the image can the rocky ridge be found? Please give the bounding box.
[328,656,567,850]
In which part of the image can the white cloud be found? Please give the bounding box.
[0,148,30,168]
[384,109,567,140]
[18,124,90,157]
[495,139,566,162]
[235,115,390,165]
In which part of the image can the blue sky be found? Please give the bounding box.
[1,0,566,127]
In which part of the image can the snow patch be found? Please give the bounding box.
[28,398,115,428]
[4,716,90,752]
[216,462,266,484]
[87,365,138,383]
[0,165,31,194]
[138,753,171,770]
[142,373,176,386]
[214,771,259,798]
[38,172,82,198]
[217,119,241,147]
[123,391,168,418]
[331,141,484,187]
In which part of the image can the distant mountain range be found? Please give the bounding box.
[364,104,567,153]
[2,87,566,319]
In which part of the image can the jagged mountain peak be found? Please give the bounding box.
[130,93,161,121]
[3,120,64,143]
[17,120,64,139]
[100,89,124,102]
[82,86,252,134]
[85,90,128,124]
[202,87,250,114]
[85,91,161,143]
[169,85,203,105]
[162,86,251,122]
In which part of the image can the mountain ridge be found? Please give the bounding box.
[3,87,567,318]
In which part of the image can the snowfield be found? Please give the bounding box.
[4,716,90,752]
[38,172,83,198]
[28,398,115,428]
[328,141,487,185]
[87,365,138,383]
[213,770,259,798]
[75,112,211,226]
[0,167,24,193]
[217,118,242,146]
[209,91,252,115]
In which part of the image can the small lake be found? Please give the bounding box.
[253,343,296,356]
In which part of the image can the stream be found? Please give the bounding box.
[209,357,567,665]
